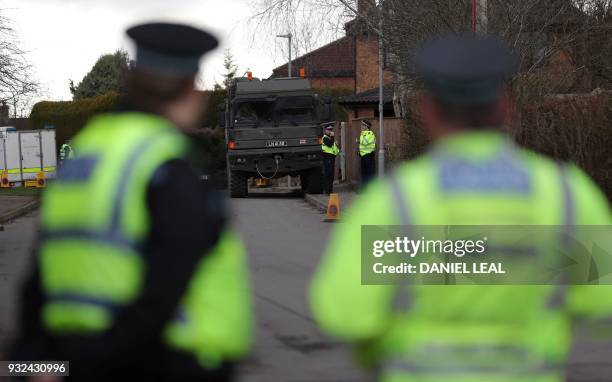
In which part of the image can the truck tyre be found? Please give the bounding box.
[299,171,309,193]
[306,167,323,194]
[230,170,248,198]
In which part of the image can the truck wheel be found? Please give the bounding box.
[299,171,309,193]
[306,167,323,194]
[230,170,248,198]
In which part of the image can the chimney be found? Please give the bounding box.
[357,0,376,13]
[0,102,9,125]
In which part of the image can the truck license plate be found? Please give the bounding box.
[266,140,287,147]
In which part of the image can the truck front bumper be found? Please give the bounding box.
[228,146,322,175]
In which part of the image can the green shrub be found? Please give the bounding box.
[314,87,354,121]
[202,88,228,128]
[187,128,227,188]
[30,92,120,148]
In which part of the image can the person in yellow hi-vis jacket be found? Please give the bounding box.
[322,122,340,194]
[310,35,612,382]
[358,119,376,186]
[12,23,253,381]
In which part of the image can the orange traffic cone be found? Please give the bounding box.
[324,193,340,222]
[0,170,9,188]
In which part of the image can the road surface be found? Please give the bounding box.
[231,191,370,381]
[0,212,39,357]
[0,194,371,381]
[0,194,611,381]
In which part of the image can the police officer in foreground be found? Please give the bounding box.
[321,122,339,194]
[358,119,376,187]
[13,23,253,381]
[310,35,612,382]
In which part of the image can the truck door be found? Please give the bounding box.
[20,132,42,180]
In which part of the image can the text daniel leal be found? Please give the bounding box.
[373,262,506,274]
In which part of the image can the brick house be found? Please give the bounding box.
[270,37,356,90]
[270,0,393,96]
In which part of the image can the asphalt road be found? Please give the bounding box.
[0,211,39,357]
[0,194,371,382]
[0,195,611,381]
[231,191,370,382]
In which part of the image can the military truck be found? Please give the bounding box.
[219,77,332,198]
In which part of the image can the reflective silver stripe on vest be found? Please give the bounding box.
[388,171,412,312]
[48,292,121,312]
[388,171,411,226]
[384,343,562,376]
[384,356,562,376]
[43,134,171,253]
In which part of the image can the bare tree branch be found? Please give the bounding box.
[0,8,39,118]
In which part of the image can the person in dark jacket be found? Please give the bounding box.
[11,22,253,382]
[321,123,339,194]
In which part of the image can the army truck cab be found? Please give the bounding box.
[219,77,331,198]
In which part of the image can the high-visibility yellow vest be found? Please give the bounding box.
[359,130,376,156]
[39,112,252,368]
[322,134,339,156]
[311,131,612,382]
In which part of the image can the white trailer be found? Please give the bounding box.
[0,126,57,186]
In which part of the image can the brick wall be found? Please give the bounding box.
[355,35,393,93]
[311,77,355,89]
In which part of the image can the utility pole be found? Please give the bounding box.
[276,33,293,77]
[276,33,293,188]
[377,0,385,177]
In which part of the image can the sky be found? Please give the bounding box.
[2,0,303,102]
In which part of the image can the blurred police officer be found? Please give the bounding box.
[358,119,376,186]
[310,35,612,382]
[321,122,339,194]
[13,23,253,381]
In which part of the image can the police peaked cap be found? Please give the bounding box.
[127,22,219,77]
[414,35,518,105]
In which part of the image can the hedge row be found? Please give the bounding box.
[30,92,120,149]
[314,87,354,122]
[186,128,227,188]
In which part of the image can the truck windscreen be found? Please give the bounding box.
[275,96,315,125]
[234,101,274,127]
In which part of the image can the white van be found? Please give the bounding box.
[0,126,57,186]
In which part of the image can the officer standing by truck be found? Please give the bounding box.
[358,119,376,186]
[310,35,612,382]
[321,122,339,194]
[12,22,253,381]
